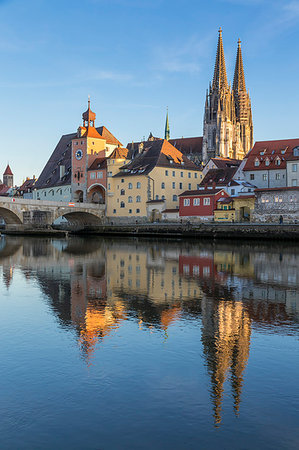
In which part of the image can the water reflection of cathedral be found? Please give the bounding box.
[1,236,299,423]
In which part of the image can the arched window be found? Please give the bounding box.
[161,182,165,189]
[172,195,178,201]
[136,182,141,189]
[128,182,133,189]
[276,158,281,166]
[120,189,125,195]
[136,195,141,203]
[120,201,125,208]
[128,196,133,203]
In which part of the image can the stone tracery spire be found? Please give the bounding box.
[212,28,228,92]
[233,39,246,94]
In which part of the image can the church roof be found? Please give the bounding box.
[3,164,13,176]
[127,136,203,160]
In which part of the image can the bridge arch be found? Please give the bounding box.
[0,207,22,225]
[54,211,103,230]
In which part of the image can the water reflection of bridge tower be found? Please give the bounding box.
[201,297,251,425]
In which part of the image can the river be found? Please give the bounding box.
[0,235,298,449]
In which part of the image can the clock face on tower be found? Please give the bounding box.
[75,149,83,160]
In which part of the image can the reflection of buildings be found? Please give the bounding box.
[1,236,299,423]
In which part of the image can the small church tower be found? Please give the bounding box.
[3,164,13,187]
[165,109,170,141]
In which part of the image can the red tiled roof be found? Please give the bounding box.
[97,126,122,146]
[18,178,36,193]
[3,164,13,176]
[127,136,203,159]
[0,184,10,195]
[243,139,299,171]
[179,188,225,197]
[255,186,299,192]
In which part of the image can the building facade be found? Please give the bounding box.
[179,188,229,220]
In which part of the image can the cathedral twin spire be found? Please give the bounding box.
[202,28,253,163]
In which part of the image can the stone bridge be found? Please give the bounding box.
[0,197,105,230]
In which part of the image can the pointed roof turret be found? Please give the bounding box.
[82,96,96,127]
[212,28,228,92]
[4,164,13,176]
[233,39,246,93]
[164,108,170,141]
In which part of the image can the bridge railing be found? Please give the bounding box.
[0,196,104,209]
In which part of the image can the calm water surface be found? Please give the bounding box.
[0,236,298,449]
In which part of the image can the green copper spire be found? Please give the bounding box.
[165,108,170,141]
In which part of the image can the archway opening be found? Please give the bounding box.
[87,185,105,204]
[74,190,84,203]
[53,211,103,231]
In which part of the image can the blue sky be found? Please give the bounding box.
[1,0,299,184]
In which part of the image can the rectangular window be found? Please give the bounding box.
[136,208,140,213]
[203,197,210,206]
[292,164,298,172]
[188,172,191,178]
[262,174,267,181]
[188,183,191,190]
[181,172,184,177]
[172,171,175,177]
[90,172,96,179]
[250,174,255,180]
[172,182,175,189]
[195,173,197,178]
[276,173,280,180]
[193,198,200,206]
[97,172,103,179]
[275,196,279,202]
[292,179,297,186]
[179,182,183,189]
[183,198,190,206]
[231,189,235,195]
[165,170,168,176]
[108,171,112,177]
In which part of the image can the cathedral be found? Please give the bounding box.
[202,28,253,163]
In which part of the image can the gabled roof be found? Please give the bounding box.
[115,139,199,177]
[97,126,122,146]
[3,164,13,176]
[18,178,36,193]
[108,147,128,160]
[243,139,299,171]
[209,157,241,169]
[179,188,225,197]
[0,184,10,195]
[88,158,107,170]
[200,168,237,186]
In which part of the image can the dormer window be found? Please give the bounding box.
[293,146,299,157]
[260,151,265,156]
[265,158,270,166]
[275,157,281,166]
[254,158,260,167]
[281,149,286,154]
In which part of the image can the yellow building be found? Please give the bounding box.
[214,195,255,222]
[106,139,203,220]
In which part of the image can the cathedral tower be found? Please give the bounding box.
[202,30,253,164]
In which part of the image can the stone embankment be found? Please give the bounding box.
[80,222,299,241]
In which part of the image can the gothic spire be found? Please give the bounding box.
[233,39,246,93]
[164,108,170,141]
[212,28,228,92]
